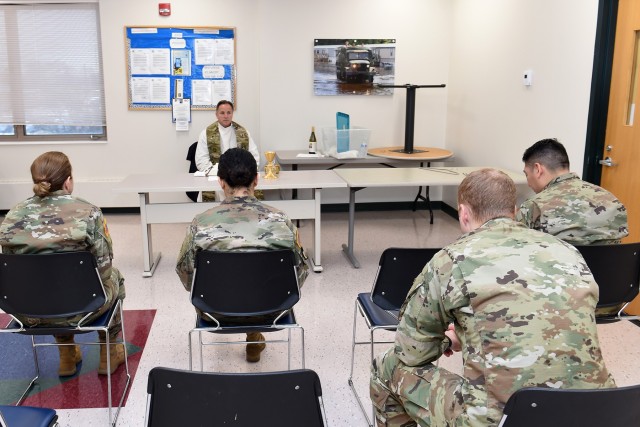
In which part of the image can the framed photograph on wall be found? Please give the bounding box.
[313,38,396,96]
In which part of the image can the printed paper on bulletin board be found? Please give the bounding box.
[125,26,236,110]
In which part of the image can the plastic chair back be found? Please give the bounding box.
[371,247,440,310]
[499,384,640,427]
[191,250,299,317]
[575,243,640,310]
[0,251,106,318]
[146,367,325,427]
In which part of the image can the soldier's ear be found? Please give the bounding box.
[63,176,73,193]
[533,162,545,177]
[458,203,473,232]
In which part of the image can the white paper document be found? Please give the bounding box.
[172,98,191,129]
[131,77,170,104]
[191,79,231,106]
[130,48,170,75]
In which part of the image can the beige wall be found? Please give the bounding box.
[0,0,599,209]
[443,0,599,206]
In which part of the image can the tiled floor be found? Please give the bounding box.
[3,209,640,426]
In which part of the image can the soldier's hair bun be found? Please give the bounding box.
[30,151,72,197]
[33,181,52,197]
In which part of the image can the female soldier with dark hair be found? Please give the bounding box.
[176,147,308,362]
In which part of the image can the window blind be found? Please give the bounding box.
[0,3,106,127]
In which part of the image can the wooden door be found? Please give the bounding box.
[601,0,640,312]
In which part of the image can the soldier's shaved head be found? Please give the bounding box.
[522,138,570,172]
[458,168,516,223]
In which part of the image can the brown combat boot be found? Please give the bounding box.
[55,336,82,377]
[98,343,126,375]
[245,332,266,363]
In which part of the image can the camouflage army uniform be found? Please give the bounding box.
[0,190,125,338]
[516,172,628,245]
[176,195,308,320]
[370,218,614,427]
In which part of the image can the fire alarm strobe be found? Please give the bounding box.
[159,3,171,16]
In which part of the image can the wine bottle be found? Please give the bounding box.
[308,126,317,154]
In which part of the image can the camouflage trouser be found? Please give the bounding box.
[370,348,464,427]
[16,268,126,341]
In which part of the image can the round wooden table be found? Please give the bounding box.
[367,146,454,161]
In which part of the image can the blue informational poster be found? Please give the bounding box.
[125,26,236,110]
[336,112,350,152]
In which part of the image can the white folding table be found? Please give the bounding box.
[333,166,527,268]
[113,170,347,276]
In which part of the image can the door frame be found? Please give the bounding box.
[584,0,619,184]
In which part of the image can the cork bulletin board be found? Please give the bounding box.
[125,26,236,110]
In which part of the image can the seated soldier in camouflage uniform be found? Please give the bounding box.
[195,99,261,202]
[370,168,615,427]
[176,148,308,362]
[516,138,628,245]
[0,151,126,377]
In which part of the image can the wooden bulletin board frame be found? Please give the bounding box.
[124,26,236,110]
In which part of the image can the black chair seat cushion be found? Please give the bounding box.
[8,301,118,336]
[357,293,399,328]
[196,310,298,334]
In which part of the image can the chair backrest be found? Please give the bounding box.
[0,251,106,319]
[499,384,640,427]
[371,247,440,310]
[574,243,640,310]
[146,367,326,427]
[191,249,300,317]
[185,141,199,202]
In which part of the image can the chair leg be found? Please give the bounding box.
[287,328,292,371]
[198,331,204,372]
[347,301,374,427]
[300,327,305,369]
[188,330,194,371]
[105,333,112,425]
[105,302,132,426]
[16,336,40,406]
[348,301,359,384]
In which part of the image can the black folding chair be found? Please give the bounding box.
[188,249,304,371]
[499,384,640,427]
[0,252,130,427]
[348,247,440,426]
[574,242,640,323]
[145,367,327,427]
[0,405,58,427]
[185,141,199,202]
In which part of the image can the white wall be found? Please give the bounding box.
[0,0,599,209]
[443,0,600,206]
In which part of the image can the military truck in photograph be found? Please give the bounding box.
[335,46,375,83]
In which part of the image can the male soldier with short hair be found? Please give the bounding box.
[516,138,628,245]
[370,168,614,427]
